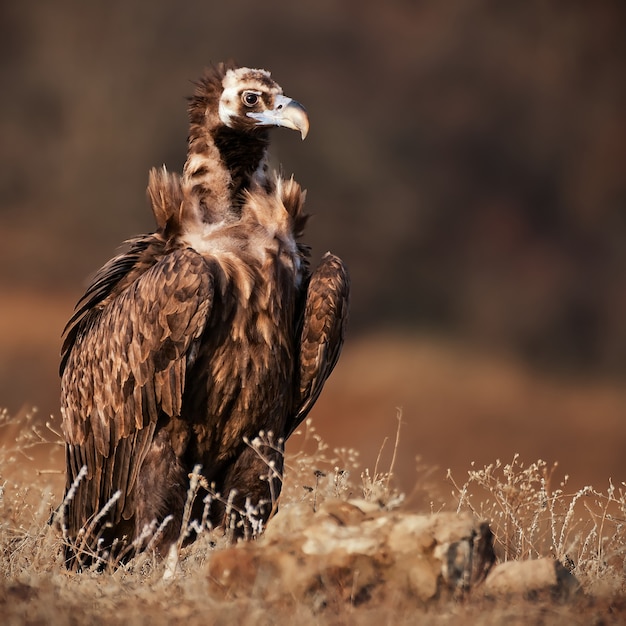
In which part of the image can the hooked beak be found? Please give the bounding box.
[247,94,309,140]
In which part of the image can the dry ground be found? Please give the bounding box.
[1,412,625,624]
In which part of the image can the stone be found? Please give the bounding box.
[484,558,580,599]
[206,500,498,609]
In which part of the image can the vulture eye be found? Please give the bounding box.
[242,91,260,107]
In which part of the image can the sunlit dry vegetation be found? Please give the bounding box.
[1,408,625,625]
[449,456,626,593]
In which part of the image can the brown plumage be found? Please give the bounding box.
[59,63,349,568]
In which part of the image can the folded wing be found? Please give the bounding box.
[60,248,213,534]
[288,252,350,439]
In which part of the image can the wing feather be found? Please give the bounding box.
[287,252,349,438]
[60,235,166,376]
[60,247,213,534]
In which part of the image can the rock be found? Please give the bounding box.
[484,558,580,599]
[206,501,497,609]
[210,507,582,608]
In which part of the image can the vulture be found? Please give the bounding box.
[59,63,349,568]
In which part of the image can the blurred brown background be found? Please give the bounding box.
[1,1,625,494]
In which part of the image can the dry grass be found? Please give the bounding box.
[1,408,625,625]
[448,456,626,595]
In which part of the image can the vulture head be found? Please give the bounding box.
[182,63,309,220]
[218,66,309,139]
[188,63,309,147]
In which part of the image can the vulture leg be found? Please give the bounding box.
[212,442,285,539]
[134,429,188,553]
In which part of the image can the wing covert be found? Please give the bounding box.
[287,252,349,439]
[61,247,213,530]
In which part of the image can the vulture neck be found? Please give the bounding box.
[181,125,271,227]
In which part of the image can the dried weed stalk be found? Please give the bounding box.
[447,454,626,587]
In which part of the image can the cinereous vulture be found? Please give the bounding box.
[59,63,349,568]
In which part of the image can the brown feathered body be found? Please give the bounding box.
[59,64,349,567]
